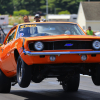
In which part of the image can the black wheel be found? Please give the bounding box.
[17,56,31,88]
[0,70,11,93]
[62,74,80,92]
[32,75,44,83]
[91,64,100,85]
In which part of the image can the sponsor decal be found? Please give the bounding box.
[15,42,18,47]
[20,24,36,28]
[19,47,23,53]
[19,33,24,37]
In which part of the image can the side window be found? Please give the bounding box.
[6,29,16,43]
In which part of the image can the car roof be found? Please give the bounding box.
[18,22,77,26]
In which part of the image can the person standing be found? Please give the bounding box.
[23,15,30,23]
[34,14,43,22]
[42,19,46,22]
[86,26,95,35]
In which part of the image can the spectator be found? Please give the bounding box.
[23,15,30,23]
[86,26,95,35]
[42,19,46,22]
[34,14,42,22]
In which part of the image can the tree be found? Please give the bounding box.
[40,0,60,14]
[13,11,19,16]
[40,0,86,14]
[0,0,14,14]
[19,9,29,16]
[57,0,86,14]
[12,0,41,15]
[58,10,70,14]
[0,0,98,15]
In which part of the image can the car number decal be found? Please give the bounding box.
[20,24,36,28]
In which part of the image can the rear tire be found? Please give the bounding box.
[62,74,80,92]
[91,64,100,85]
[0,70,11,93]
[17,56,31,88]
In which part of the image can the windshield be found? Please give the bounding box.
[17,23,85,38]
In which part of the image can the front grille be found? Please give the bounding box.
[43,40,92,50]
[28,40,93,51]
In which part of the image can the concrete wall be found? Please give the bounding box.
[77,3,86,30]
[47,14,70,22]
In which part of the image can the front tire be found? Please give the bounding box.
[62,74,80,92]
[91,64,100,85]
[17,56,31,88]
[0,70,11,93]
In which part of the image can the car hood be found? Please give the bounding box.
[23,35,100,42]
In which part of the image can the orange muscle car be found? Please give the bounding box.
[0,22,100,93]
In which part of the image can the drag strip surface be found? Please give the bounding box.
[0,76,100,100]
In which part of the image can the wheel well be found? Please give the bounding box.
[14,49,19,63]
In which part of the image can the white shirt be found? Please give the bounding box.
[34,21,43,22]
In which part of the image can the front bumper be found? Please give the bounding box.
[23,50,100,56]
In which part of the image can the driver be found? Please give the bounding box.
[65,26,71,35]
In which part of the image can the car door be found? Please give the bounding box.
[0,28,16,75]
[9,29,17,68]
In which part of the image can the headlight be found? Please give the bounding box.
[34,41,44,51]
[92,40,100,50]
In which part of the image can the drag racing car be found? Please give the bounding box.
[0,22,100,93]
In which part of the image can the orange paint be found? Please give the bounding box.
[0,22,100,77]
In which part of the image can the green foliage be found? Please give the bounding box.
[0,0,98,15]
[13,11,19,16]
[58,10,70,14]
[13,10,29,16]
[40,0,86,14]
[19,9,29,16]
[0,0,14,14]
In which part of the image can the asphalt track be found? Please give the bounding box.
[0,76,100,100]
